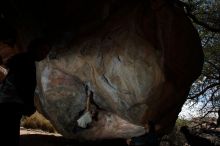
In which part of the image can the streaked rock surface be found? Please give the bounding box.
[1,0,204,140]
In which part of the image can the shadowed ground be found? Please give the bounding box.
[20,127,128,146]
[19,127,220,146]
[20,134,128,146]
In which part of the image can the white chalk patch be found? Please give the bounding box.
[41,66,51,92]
[77,111,92,128]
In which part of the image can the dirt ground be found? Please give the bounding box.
[20,127,128,146]
[20,127,220,146]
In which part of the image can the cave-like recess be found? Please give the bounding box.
[0,0,204,140]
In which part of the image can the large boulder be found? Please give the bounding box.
[1,0,204,140]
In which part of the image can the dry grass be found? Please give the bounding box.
[21,111,57,133]
[176,118,191,128]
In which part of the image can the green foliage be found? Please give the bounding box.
[181,0,220,119]
[187,0,220,32]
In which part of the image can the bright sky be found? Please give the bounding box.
[178,101,218,120]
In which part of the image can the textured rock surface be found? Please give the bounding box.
[1,0,204,140]
[35,1,203,140]
[0,42,19,63]
[0,66,7,81]
[36,27,163,139]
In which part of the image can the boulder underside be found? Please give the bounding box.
[35,2,203,140]
[1,0,204,140]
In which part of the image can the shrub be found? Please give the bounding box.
[21,111,57,133]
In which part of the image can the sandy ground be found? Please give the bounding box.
[20,127,220,146]
[20,127,128,146]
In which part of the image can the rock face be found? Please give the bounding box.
[1,0,204,140]
[36,26,164,139]
[0,43,19,63]
[0,66,7,81]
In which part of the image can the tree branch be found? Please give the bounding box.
[188,83,220,99]
[206,60,220,74]
[177,0,220,33]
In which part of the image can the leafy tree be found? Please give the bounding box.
[179,0,220,126]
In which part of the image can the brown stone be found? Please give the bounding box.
[1,0,204,140]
